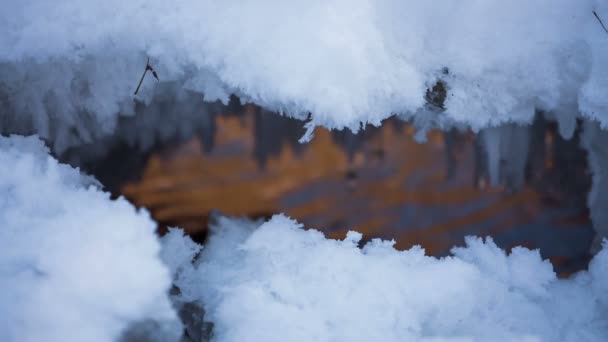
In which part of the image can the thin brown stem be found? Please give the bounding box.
[593,10,608,34]
[134,58,150,95]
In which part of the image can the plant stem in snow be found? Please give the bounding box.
[593,11,608,34]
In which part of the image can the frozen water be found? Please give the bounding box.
[480,123,530,190]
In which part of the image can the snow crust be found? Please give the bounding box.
[1,1,608,150]
[0,135,179,342]
[165,214,608,342]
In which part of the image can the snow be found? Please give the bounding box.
[0,135,179,342]
[160,228,203,304]
[165,214,608,342]
[1,1,608,150]
[3,1,608,341]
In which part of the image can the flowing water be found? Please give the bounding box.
[70,105,594,277]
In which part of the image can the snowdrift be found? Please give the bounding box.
[164,215,608,342]
[1,0,608,151]
[0,135,179,342]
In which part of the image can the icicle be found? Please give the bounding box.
[554,107,578,140]
[480,123,530,190]
[502,124,530,191]
[481,127,502,187]
[298,120,316,143]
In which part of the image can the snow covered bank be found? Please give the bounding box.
[165,215,608,342]
[0,135,179,342]
[2,1,608,150]
[0,134,606,342]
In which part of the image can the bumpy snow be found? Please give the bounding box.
[164,215,608,342]
[2,1,608,150]
[2,135,608,342]
[3,2,608,341]
[0,135,179,342]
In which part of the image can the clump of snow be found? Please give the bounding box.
[166,214,608,342]
[161,227,203,304]
[1,1,608,149]
[0,135,180,342]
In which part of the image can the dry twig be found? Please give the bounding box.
[134,58,159,95]
[593,10,608,34]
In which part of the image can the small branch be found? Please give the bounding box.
[134,58,159,95]
[593,10,608,34]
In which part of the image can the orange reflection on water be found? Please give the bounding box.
[122,111,591,274]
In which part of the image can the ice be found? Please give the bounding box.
[481,127,502,186]
[0,135,179,342]
[164,214,608,342]
[480,123,531,190]
[1,1,607,151]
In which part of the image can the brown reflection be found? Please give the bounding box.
[121,109,593,276]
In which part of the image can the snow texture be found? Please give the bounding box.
[1,1,608,150]
[0,135,179,342]
[166,214,608,342]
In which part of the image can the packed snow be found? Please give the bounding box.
[0,135,179,342]
[163,214,608,342]
[1,1,608,151]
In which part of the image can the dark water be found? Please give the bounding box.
[68,105,593,276]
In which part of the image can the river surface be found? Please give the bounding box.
[111,107,593,276]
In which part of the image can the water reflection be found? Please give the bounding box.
[108,106,592,276]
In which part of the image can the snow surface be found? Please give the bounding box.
[164,215,608,342]
[0,135,179,342]
[1,1,608,150]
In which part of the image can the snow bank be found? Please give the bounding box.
[1,134,605,341]
[0,135,179,342]
[2,1,607,150]
[166,215,608,342]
